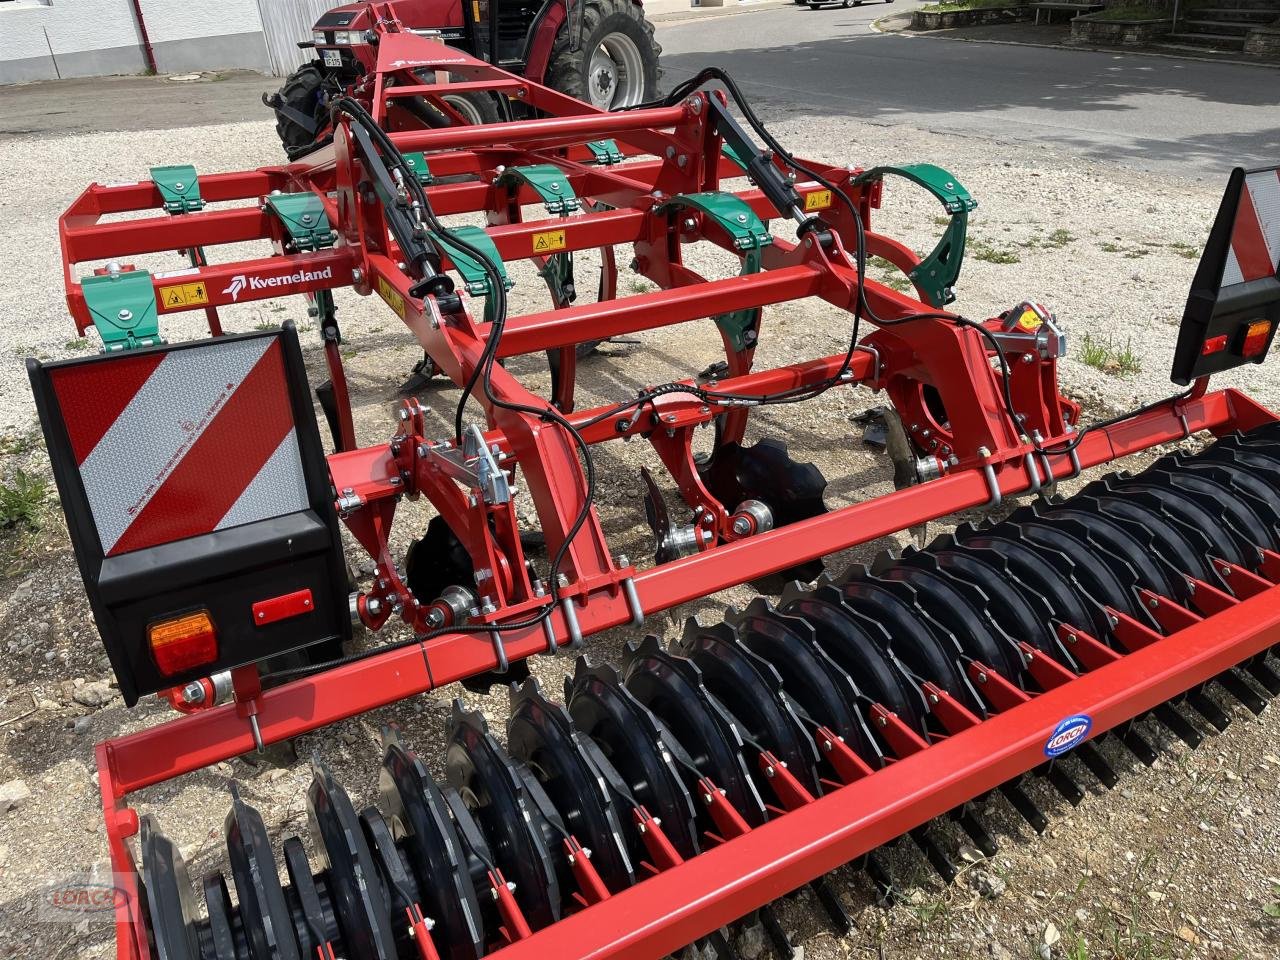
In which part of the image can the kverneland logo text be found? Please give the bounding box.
[222,266,335,301]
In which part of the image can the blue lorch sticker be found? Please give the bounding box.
[1044,714,1093,758]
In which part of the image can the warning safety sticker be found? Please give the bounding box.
[159,282,209,309]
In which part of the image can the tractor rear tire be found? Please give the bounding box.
[546,0,662,111]
[273,62,328,160]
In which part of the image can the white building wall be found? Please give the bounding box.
[0,0,271,84]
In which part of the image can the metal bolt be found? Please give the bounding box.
[1221,565,1231,577]
[1066,633,1077,644]
[615,554,630,568]
[302,213,314,223]
[1108,615,1119,628]
[977,672,988,683]
[174,182,185,191]
[181,682,205,705]
[550,182,561,192]
[736,213,747,223]
[352,268,364,283]
[977,446,991,458]
[821,740,833,752]
[732,516,751,536]
[764,766,775,779]
[1022,353,1034,364]
[118,309,133,322]
[665,146,676,159]
[1148,597,1159,609]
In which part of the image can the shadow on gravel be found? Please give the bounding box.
[659,31,1280,172]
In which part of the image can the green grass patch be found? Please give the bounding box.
[970,238,1021,265]
[1078,332,1142,376]
[0,470,47,531]
[868,256,914,293]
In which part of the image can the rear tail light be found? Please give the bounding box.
[1242,319,1272,358]
[148,610,218,676]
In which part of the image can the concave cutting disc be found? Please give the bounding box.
[200,872,240,960]
[566,659,702,860]
[699,437,829,582]
[306,760,399,960]
[621,636,767,827]
[445,703,565,930]
[507,678,636,893]
[379,729,487,960]
[226,786,302,960]
[677,618,822,796]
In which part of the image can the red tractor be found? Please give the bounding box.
[267,0,662,158]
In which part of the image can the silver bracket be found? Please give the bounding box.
[422,424,512,505]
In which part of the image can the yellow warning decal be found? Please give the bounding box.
[376,275,406,320]
[158,282,209,309]
[533,229,567,254]
[804,189,833,212]
[1016,309,1043,332]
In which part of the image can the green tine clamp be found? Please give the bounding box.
[82,268,162,351]
[264,192,337,252]
[495,164,580,215]
[436,225,513,322]
[655,192,773,352]
[150,165,204,214]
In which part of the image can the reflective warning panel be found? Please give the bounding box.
[1172,165,1280,385]
[48,336,309,555]
[28,329,349,704]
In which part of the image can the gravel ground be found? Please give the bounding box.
[0,96,1278,960]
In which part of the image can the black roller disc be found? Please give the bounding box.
[996,509,1144,623]
[201,872,241,960]
[955,525,1111,640]
[1140,458,1276,554]
[1117,467,1258,567]
[306,760,399,960]
[1070,479,1210,598]
[1198,442,1280,500]
[360,808,420,942]
[507,678,636,893]
[1238,420,1280,445]
[621,636,767,827]
[226,787,302,960]
[916,537,1064,660]
[779,588,930,733]
[282,836,334,958]
[837,571,981,714]
[1167,456,1280,550]
[726,597,879,765]
[869,554,1025,688]
[677,618,822,796]
[566,659,702,860]
[699,437,828,583]
[139,816,201,960]
[1038,503,1182,602]
[379,730,487,960]
[446,704,565,930]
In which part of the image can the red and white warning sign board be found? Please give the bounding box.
[48,337,309,556]
[1222,167,1280,287]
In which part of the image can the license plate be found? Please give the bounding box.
[322,49,343,68]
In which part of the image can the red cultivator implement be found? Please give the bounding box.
[29,16,1280,960]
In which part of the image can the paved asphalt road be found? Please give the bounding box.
[2,4,1275,178]
[658,2,1280,178]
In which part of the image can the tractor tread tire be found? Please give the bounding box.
[274,62,328,160]
[546,0,662,109]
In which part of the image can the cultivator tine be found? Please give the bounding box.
[1044,763,1087,806]
[809,876,854,935]
[758,905,797,959]
[1115,722,1160,767]
[1184,689,1232,732]
[908,826,959,883]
